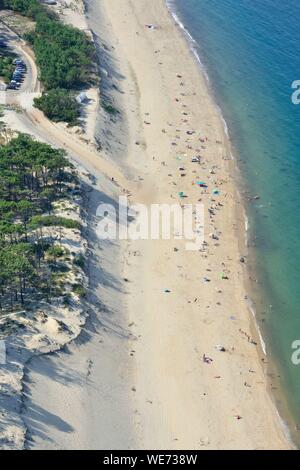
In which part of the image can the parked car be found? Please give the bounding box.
[13,71,24,76]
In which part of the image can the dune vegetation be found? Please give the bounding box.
[0,133,82,310]
[1,0,95,123]
[0,53,15,84]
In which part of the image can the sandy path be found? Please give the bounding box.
[11,97,138,451]
[2,13,137,449]
[16,0,291,450]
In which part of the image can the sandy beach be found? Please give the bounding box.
[1,0,292,450]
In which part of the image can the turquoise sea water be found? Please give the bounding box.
[171,0,300,439]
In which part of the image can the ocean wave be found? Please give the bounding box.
[165,0,208,79]
[165,0,235,150]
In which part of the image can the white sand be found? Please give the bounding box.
[0,0,292,450]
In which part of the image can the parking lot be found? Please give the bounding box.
[6,57,27,90]
[0,18,30,93]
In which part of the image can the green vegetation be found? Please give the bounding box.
[47,245,64,259]
[29,215,81,230]
[72,283,86,298]
[2,0,46,18]
[102,101,119,116]
[26,16,94,90]
[0,53,15,83]
[34,89,80,125]
[2,0,95,123]
[73,254,85,269]
[0,133,81,310]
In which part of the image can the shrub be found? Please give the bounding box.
[47,245,64,258]
[30,215,81,230]
[0,54,15,84]
[72,283,86,298]
[102,102,119,116]
[3,0,46,19]
[73,254,85,269]
[34,89,80,124]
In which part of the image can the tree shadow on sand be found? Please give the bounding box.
[24,401,74,449]
[79,184,135,343]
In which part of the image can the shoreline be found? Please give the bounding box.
[89,0,290,448]
[1,0,293,449]
[166,0,298,445]
[167,0,268,385]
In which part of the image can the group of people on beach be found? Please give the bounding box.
[145,65,256,422]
